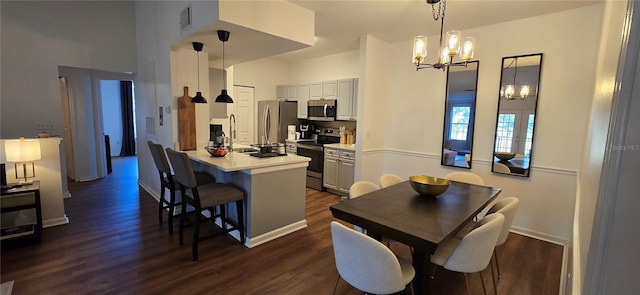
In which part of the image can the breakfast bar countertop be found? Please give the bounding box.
[183,148,310,173]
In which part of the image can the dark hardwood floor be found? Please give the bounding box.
[1,156,563,294]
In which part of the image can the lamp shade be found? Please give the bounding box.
[5,138,41,162]
[215,89,234,103]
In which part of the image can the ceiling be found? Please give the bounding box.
[181,0,603,65]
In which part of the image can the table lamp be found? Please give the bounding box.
[4,137,41,184]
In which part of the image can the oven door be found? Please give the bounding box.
[296,143,323,177]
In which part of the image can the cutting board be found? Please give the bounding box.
[178,86,196,150]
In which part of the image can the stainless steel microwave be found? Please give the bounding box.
[307,99,337,121]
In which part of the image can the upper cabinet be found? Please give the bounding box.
[310,82,323,99]
[276,84,298,101]
[297,84,309,119]
[278,78,359,121]
[322,80,337,99]
[336,78,358,121]
[276,85,287,100]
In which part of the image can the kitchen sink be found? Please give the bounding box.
[232,147,258,153]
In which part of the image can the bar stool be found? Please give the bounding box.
[165,148,245,261]
[147,141,215,233]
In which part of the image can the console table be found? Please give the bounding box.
[1,180,42,243]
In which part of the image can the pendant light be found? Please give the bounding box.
[215,30,233,103]
[191,42,207,103]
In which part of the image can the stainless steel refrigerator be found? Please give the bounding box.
[257,100,298,144]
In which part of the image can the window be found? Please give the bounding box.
[495,113,515,152]
[524,114,535,157]
[449,106,471,140]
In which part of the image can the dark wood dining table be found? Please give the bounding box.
[330,179,501,295]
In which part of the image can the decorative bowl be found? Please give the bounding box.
[494,152,516,161]
[409,176,450,197]
[205,146,228,157]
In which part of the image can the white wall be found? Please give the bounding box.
[373,5,606,242]
[287,50,360,83]
[0,1,137,139]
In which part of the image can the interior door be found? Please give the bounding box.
[59,77,75,180]
[233,86,254,145]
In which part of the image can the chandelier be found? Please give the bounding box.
[412,0,475,71]
[500,56,530,100]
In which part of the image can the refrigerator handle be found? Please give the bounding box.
[264,105,271,144]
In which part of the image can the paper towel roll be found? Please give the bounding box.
[287,125,296,140]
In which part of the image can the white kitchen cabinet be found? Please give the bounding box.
[310,82,323,99]
[323,147,355,194]
[297,84,309,119]
[336,78,358,121]
[322,80,337,99]
[277,84,298,101]
[276,85,287,101]
[287,85,298,101]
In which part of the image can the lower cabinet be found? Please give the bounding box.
[323,148,355,194]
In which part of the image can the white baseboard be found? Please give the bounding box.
[245,220,308,248]
[511,226,568,246]
[62,191,72,199]
[43,215,69,228]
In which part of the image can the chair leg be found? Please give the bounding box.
[490,261,498,295]
[332,274,340,295]
[220,204,227,230]
[494,248,502,278]
[429,263,439,279]
[463,273,470,295]
[158,185,165,225]
[179,200,186,246]
[236,199,245,244]
[479,271,488,295]
[167,188,176,233]
[192,208,201,261]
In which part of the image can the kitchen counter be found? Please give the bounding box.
[323,143,356,151]
[184,147,310,248]
[184,149,310,174]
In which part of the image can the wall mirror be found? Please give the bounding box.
[441,61,479,169]
[492,53,543,177]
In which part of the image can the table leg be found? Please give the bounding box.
[412,248,429,295]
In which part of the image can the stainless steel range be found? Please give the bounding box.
[295,127,341,191]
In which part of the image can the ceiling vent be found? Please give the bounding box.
[180,4,192,32]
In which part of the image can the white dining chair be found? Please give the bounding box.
[493,162,511,173]
[444,171,485,185]
[349,181,380,234]
[485,197,520,278]
[330,221,415,295]
[431,213,505,295]
[379,174,403,188]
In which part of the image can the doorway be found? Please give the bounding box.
[233,85,255,145]
[58,66,135,181]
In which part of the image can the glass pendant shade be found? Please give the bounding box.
[520,85,530,99]
[440,47,450,65]
[412,36,427,65]
[505,85,515,99]
[462,37,475,61]
[446,30,461,57]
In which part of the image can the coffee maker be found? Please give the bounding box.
[298,124,315,139]
[209,124,224,146]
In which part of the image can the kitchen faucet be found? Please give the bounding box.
[228,113,236,151]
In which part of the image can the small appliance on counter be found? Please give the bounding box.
[248,143,287,158]
[298,124,316,139]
